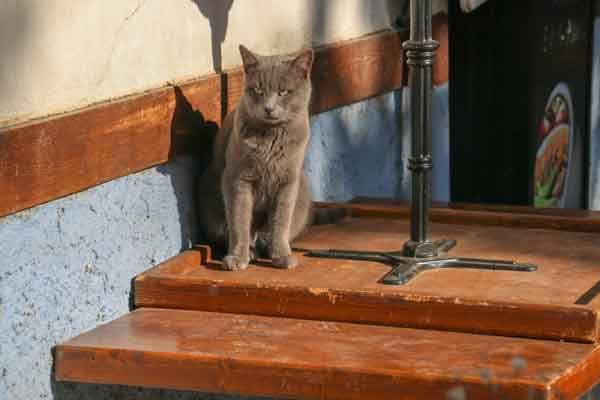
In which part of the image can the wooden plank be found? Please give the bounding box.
[136,213,600,343]
[0,88,172,218]
[433,14,449,86]
[309,30,405,114]
[315,199,600,233]
[0,75,221,218]
[0,30,408,218]
[54,308,600,400]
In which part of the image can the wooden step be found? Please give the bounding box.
[55,308,600,400]
[135,205,600,343]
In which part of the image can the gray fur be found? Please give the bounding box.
[197,45,315,270]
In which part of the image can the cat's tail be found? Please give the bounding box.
[310,206,348,225]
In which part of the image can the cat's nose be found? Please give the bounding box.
[264,105,275,115]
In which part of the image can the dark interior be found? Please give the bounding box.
[449,0,593,207]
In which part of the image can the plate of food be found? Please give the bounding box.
[534,83,573,208]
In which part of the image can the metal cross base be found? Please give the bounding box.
[305,240,537,285]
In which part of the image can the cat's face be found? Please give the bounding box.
[239,45,313,126]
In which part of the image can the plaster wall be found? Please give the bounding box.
[0,0,405,127]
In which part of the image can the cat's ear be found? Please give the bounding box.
[291,49,314,79]
[239,45,259,73]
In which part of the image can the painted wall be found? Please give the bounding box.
[0,0,408,128]
[306,84,450,204]
[0,156,198,399]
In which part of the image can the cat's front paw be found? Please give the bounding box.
[272,255,298,269]
[223,255,249,271]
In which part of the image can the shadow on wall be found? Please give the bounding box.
[52,379,267,400]
[191,0,234,73]
[155,86,219,250]
[308,0,409,42]
[387,0,410,30]
[0,2,32,125]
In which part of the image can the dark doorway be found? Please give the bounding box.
[449,0,593,208]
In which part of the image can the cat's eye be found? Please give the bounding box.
[278,90,290,96]
[252,87,264,96]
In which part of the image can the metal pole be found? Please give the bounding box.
[402,0,439,258]
[304,0,537,284]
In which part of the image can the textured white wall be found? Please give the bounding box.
[0,0,401,127]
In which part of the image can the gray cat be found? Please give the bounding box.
[197,45,334,271]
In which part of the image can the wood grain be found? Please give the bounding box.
[0,75,221,218]
[54,308,600,400]
[1,30,410,218]
[315,199,600,234]
[433,14,449,86]
[309,30,405,114]
[135,212,600,343]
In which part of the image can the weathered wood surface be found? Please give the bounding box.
[55,308,600,400]
[315,199,600,233]
[0,30,409,218]
[136,210,600,343]
[433,14,449,86]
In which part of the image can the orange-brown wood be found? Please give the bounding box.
[0,30,408,218]
[309,30,405,114]
[315,199,600,234]
[54,308,600,400]
[136,211,600,343]
[0,76,220,218]
[433,14,449,86]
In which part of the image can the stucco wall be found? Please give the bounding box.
[306,84,450,203]
[0,0,407,127]
[0,156,198,399]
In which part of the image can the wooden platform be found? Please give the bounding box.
[136,205,600,343]
[55,308,600,400]
[55,202,600,398]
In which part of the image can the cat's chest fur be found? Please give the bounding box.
[238,126,304,176]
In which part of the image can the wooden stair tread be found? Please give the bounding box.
[55,308,600,400]
[136,210,600,343]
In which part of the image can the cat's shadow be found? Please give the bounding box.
[156,86,218,254]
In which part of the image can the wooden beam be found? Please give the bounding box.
[310,30,405,114]
[0,74,221,218]
[0,30,408,218]
[433,14,449,86]
[315,198,600,233]
[55,308,600,400]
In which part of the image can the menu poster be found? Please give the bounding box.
[589,1,600,209]
[529,0,591,208]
